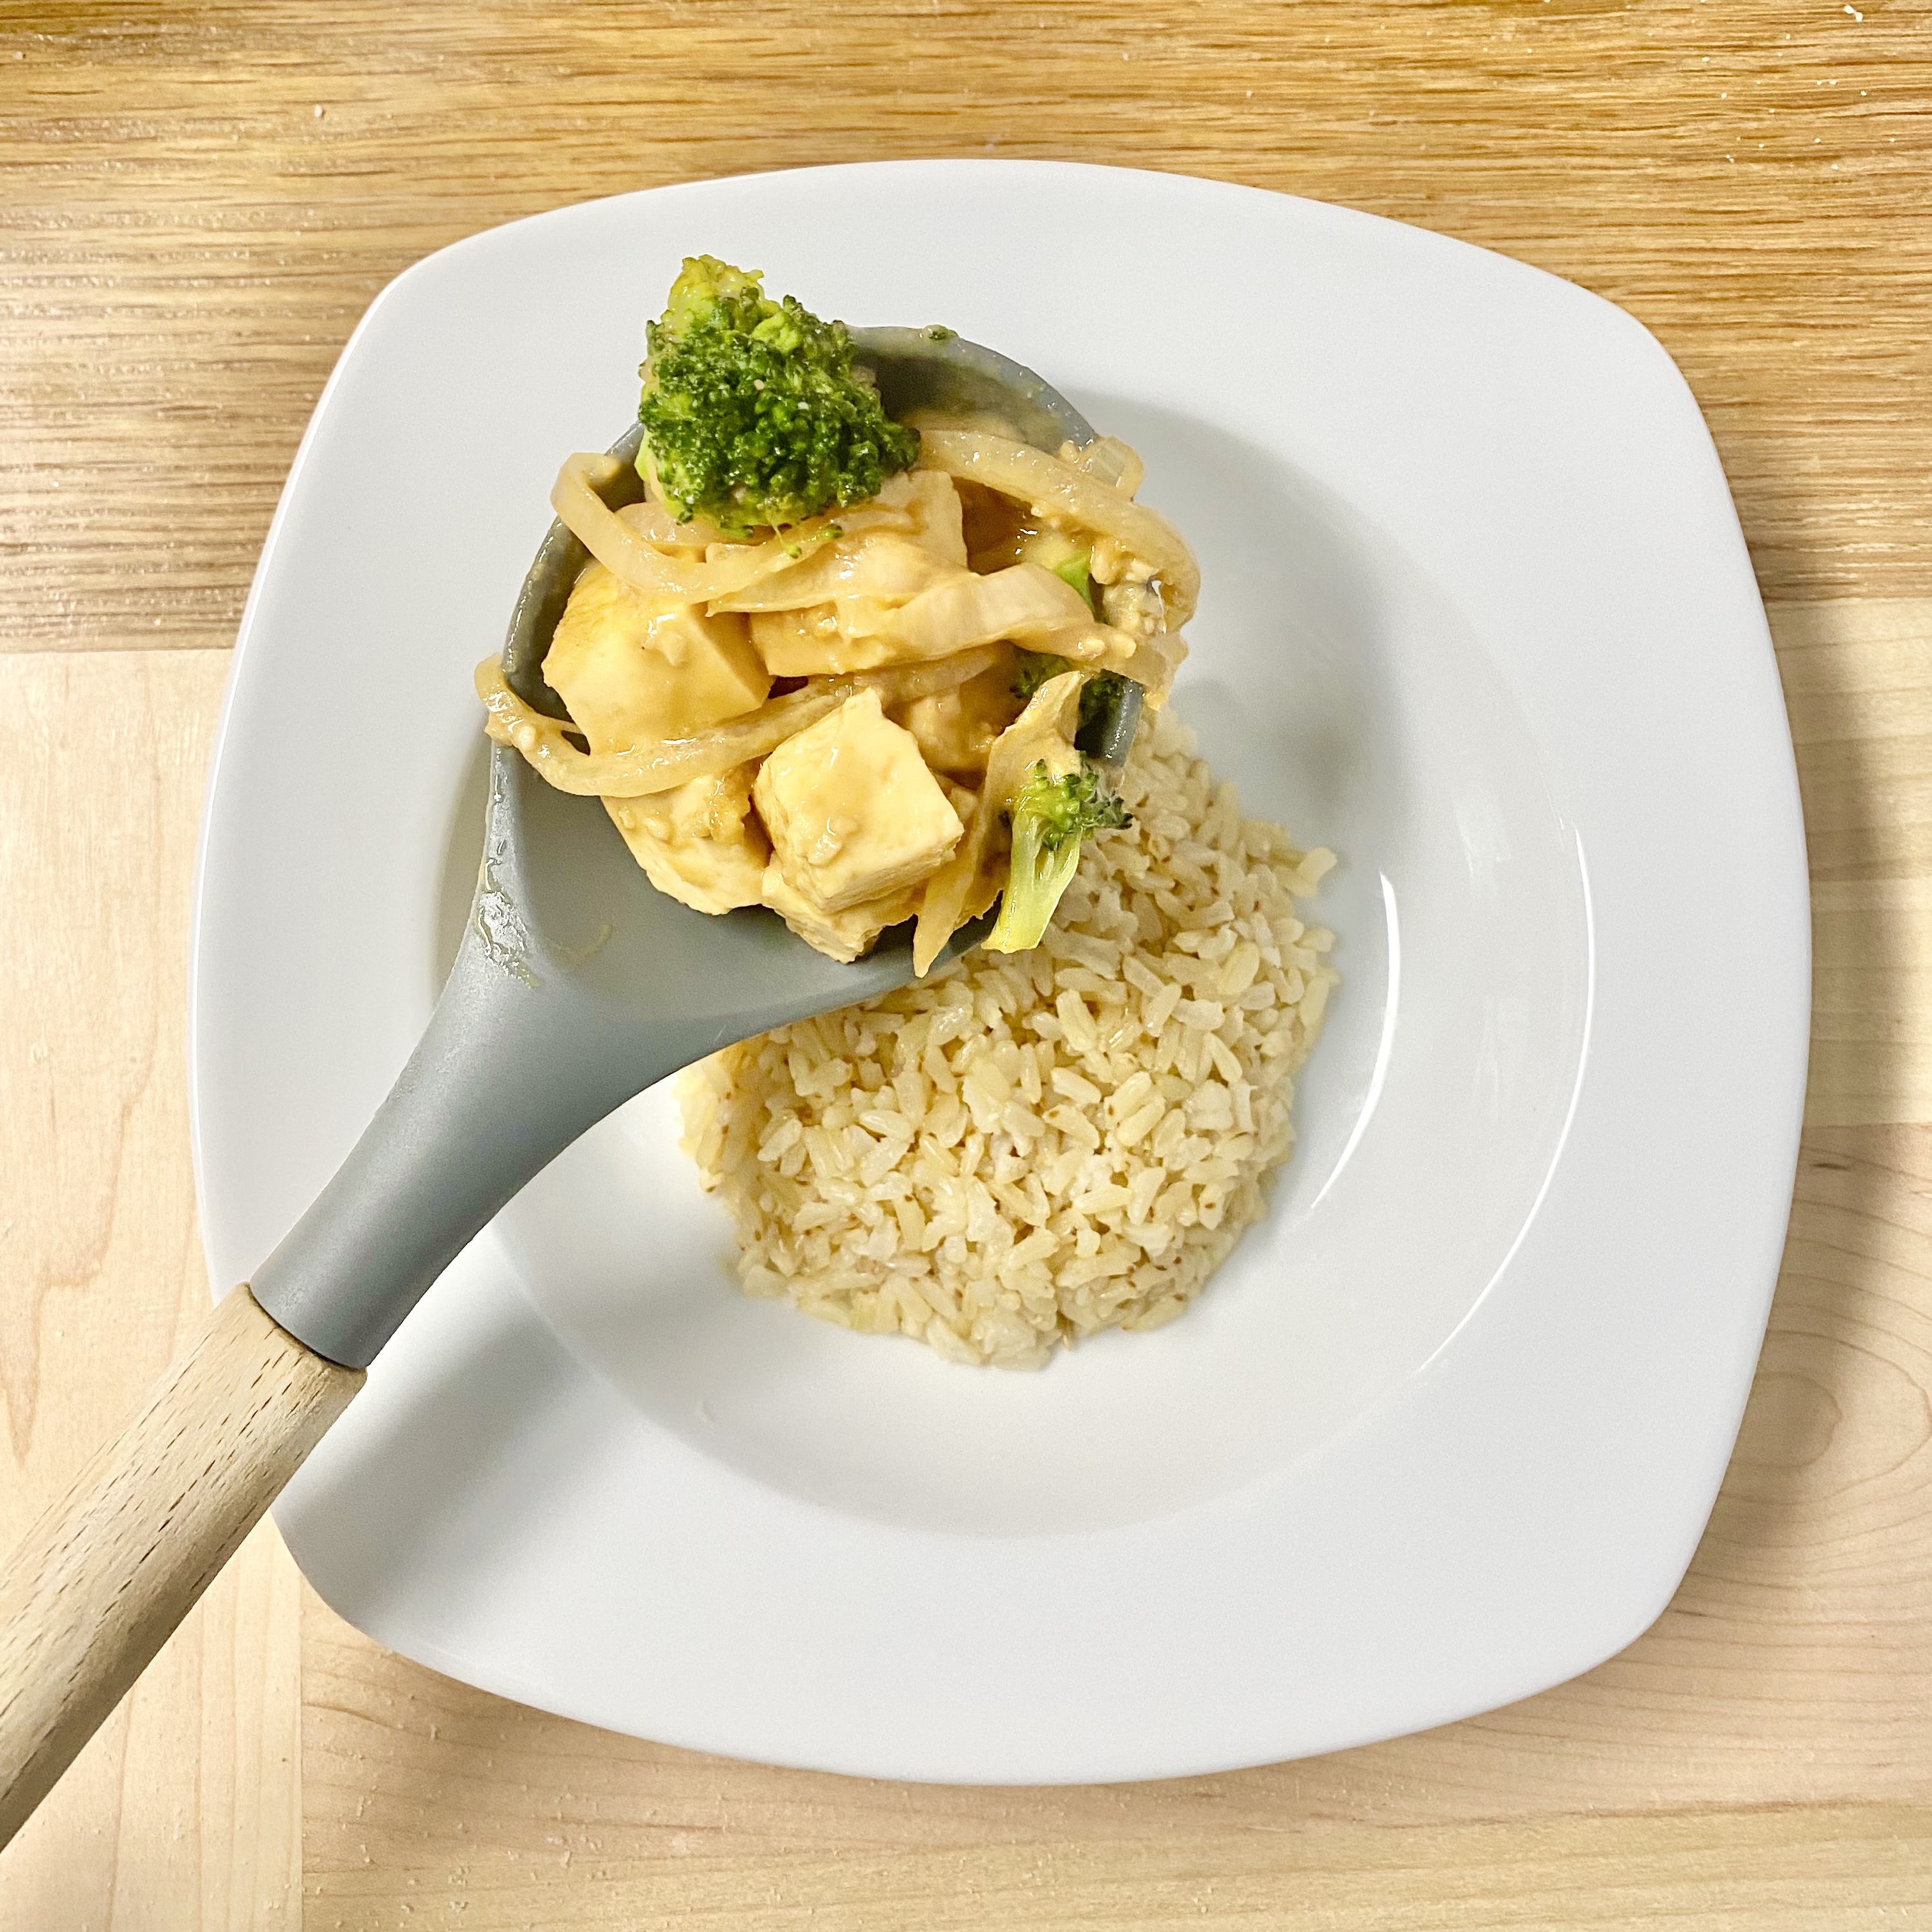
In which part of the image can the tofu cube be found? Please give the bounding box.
[750,605,900,678]
[544,562,769,752]
[891,662,1023,776]
[760,868,921,964]
[753,688,964,914]
[606,762,769,917]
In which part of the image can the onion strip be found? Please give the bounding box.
[553,453,848,606]
[478,647,1003,799]
[1064,435,1146,498]
[614,498,716,548]
[912,669,1087,976]
[913,430,1200,626]
[710,532,961,613]
[889,562,1158,684]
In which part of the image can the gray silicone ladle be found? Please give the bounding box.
[252,329,1103,1366]
[0,332,1103,1846]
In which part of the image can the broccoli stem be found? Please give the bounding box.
[985,805,1085,953]
[984,760,1131,954]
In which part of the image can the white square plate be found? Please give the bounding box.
[192,161,1808,1781]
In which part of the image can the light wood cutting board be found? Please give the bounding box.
[1,3,1927,1924]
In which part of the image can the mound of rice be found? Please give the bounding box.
[677,705,1338,1368]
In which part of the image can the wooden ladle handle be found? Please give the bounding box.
[0,1286,362,1848]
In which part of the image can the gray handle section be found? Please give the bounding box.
[248,941,679,1370]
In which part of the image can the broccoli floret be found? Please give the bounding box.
[637,256,921,539]
[984,760,1132,954]
[1011,660,1139,760]
[1011,649,1075,701]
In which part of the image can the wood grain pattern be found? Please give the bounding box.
[0,1285,362,1848]
[297,1630,1932,1932]
[0,650,305,1925]
[1785,600,1932,1126]
[1,0,1928,662]
[1,0,1929,1922]
[1,1519,304,1932]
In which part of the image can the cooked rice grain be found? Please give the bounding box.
[677,705,1338,1368]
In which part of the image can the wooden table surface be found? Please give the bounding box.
[3,3,1929,1925]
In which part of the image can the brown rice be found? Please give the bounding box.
[677,704,1338,1368]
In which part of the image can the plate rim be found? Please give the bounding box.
[190,156,1809,1781]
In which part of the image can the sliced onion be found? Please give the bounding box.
[698,500,912,565]
[914,431,1199,625]
[871,471,923,510]
[912,669,1086,976]
[746,568,1158,686]
[896,468,970,567]
[615,499,713,549]
[552,453,848,606]
[478,646,1002,798]
[891,567,1158,684]
[1064,436,1146,498]
[710,533,963,613]
[1119,625,1187,702]
[1012,616,1153,684]
[891,562,1089,657]
[744,564,1096,677]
